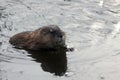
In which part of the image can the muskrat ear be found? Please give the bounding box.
[37,28,46,34]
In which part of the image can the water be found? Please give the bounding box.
[0,0,120,80]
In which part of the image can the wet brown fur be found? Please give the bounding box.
[9,25,66,50]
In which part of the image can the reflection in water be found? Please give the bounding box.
[27,49,67,76]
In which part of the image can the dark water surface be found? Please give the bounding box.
[0,0,120,80]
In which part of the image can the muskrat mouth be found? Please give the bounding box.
[55,38,64,46]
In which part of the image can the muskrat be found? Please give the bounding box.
[9,25,67,51]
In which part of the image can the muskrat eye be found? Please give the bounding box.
[58,34,63,38]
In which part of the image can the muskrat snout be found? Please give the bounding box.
[55,34,65,46]
[49,29,65,42]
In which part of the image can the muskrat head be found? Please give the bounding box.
[29,25,66,49]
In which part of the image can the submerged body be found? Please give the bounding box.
[9,25,66,50]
